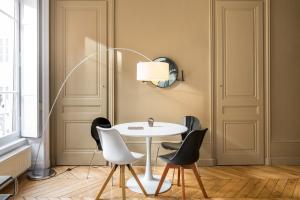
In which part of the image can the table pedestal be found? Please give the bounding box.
[126,137,171,194]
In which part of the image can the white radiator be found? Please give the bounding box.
[0,145,31,177]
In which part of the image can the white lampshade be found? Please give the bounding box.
[137,62,169,81]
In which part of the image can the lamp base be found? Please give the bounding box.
[27,168,56,180]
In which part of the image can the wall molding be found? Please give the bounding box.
[270,156,300,165]
[209,0,216,166]
[197,158,216,166]
[271,139,300,143]
[265,157,271,165]
[264,0,271,166]
[107,0,115,125]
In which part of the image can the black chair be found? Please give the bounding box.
[155,129,208,199]
[87,117,112,179]
[155,116,201,184]
[91,117,112,151]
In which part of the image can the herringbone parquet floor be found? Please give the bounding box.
[12,165,300,199]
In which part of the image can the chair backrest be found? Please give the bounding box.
[170,128,208,165]
[91,117,111,150]
[181,116,201,140]
[96,127,133,164]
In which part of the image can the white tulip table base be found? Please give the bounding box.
[126,174,172,195]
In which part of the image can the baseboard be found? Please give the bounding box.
[265,157,271,165]
[270,156,300,165]
[131,158,216,167]
[197,158,216,166]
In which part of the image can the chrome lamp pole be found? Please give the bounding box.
[27,48,160,180]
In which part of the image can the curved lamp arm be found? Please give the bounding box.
[32,47,153,170]
[111,48,152,62]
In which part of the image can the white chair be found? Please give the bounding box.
[95,127,147,200]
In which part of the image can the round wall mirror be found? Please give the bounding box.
[151,57,178,88]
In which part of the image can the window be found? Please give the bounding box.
[20,0,38,137]
[0,38,9,62]
[0,0,39,146]
[0,0,20,140]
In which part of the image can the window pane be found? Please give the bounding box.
[0,3,19,140]
[0,0,15,17]
[21,0,38,137]
[0,93,17,138]
[0,13,15,92]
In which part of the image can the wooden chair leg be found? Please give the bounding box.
[127,164,148,196]
[155,163,170,195]
[110,162,114,186]
[96,164,118,199]
[177,167,181,186]
[181,167,185,200]
[119,167,122,188]
[171,168,175,185]
[192,164,208,198]
[121,165,126,200]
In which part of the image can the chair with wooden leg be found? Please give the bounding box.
[95,127,147,200]
[155,116,201,185]
[155,129,208,200]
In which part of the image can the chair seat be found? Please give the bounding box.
[131,152,144,160]
[161,142,181,150]
[159,151,176,163]
[109,152,144,165]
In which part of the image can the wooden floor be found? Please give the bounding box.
[9,165,300,199]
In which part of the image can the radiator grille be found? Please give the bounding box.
[0,146,31,177]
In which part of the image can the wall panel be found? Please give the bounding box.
[270,0,300,164]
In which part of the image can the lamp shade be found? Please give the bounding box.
[137,62,169,81]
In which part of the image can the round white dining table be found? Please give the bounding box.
[113,122,188,195]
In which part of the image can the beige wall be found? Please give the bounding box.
[270,0,300,164]
[49,0,300,165]
[114,0,300,165]
[114,0,213,164]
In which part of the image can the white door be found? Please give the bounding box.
[215,1,264,165]
[53,1,109,165]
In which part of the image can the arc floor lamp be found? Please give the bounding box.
[27,47,169,180]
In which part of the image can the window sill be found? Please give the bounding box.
[0,138,28,157]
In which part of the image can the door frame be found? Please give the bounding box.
[49,0,115,165]
[209,0,271,165]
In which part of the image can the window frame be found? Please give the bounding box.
[0,0,21,144]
